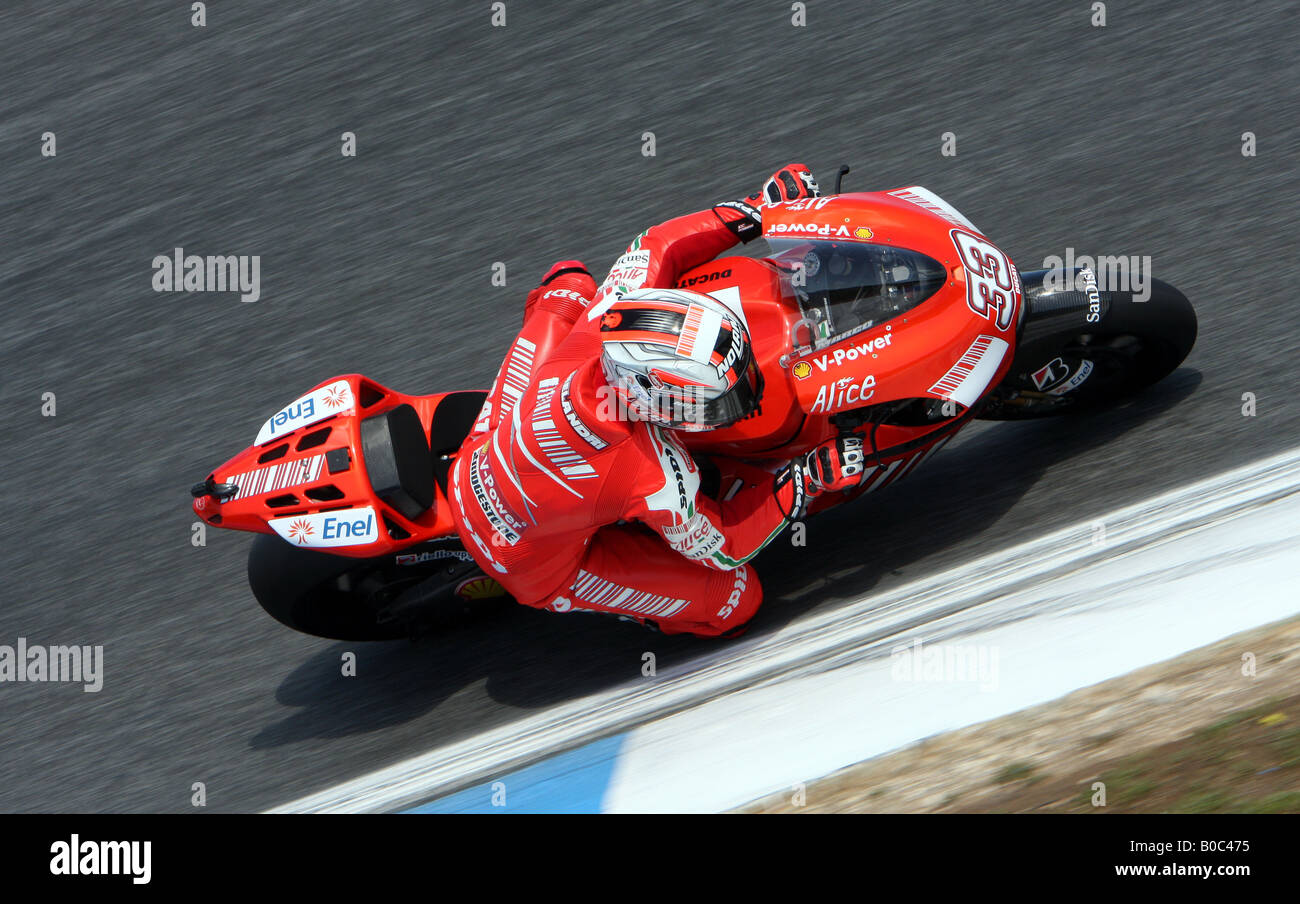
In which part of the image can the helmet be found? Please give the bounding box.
[598,288,762,432]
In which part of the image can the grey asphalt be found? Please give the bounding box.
[1,0,1296,812]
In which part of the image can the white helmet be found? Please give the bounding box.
[598,288,762,432]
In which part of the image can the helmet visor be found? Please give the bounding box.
[667,348,763,431]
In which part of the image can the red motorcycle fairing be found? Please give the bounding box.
[672,189,1021,466]
[192,375,463,557]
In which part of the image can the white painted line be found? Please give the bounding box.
[268,446,1300,813]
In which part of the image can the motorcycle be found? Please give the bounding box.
[190,171,1197,640]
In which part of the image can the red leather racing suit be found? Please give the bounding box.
[451,204,798,636]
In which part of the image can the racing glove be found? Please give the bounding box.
[715,163,821,244]
[774,432,868,520]
[752,163,821,205]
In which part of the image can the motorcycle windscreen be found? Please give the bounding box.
[765,239,947,350]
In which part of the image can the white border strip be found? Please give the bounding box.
[269,446,1300,813]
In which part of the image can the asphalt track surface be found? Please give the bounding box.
[1,1,1296,812]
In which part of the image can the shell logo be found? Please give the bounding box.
[792,361,812,380]
[854,226,873,240]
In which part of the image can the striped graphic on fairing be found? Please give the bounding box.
[928,335,1008,408]
[226,453,326,500]
[857,436,951,495]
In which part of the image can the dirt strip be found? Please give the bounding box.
[741,616,1300,813]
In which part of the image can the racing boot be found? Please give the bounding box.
[523,260,597,324]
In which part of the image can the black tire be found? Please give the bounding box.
[247,534,408,641]
[979,269,1197,419]
[247,534,511,641]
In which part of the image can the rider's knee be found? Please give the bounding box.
[666,563,763,637]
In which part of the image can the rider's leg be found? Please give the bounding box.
[470,260,597,439]
[541,523,763,637]
[523,260,596,324]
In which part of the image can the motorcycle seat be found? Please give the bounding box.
[429,390,488,494]
[361,403,436,521]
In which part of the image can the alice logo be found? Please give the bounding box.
[152,247,261,303]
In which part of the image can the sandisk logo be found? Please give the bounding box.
[663,512,725,560]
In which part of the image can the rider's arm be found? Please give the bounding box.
[619,426,868,571]
[638,204,760,287]
[589,205,752,309]
[589,163,819,312]
[620,426,802,571]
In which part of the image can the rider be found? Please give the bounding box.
[452,165,866,636]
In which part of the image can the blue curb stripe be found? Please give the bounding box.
[403,733,627,813]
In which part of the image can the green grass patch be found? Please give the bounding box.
[993,762,1035,784]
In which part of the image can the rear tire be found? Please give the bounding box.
[247,534,408,641]
[247,534,511,641]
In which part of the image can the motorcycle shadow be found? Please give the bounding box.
[754,366,1206,627]
[251,368,1201,749]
